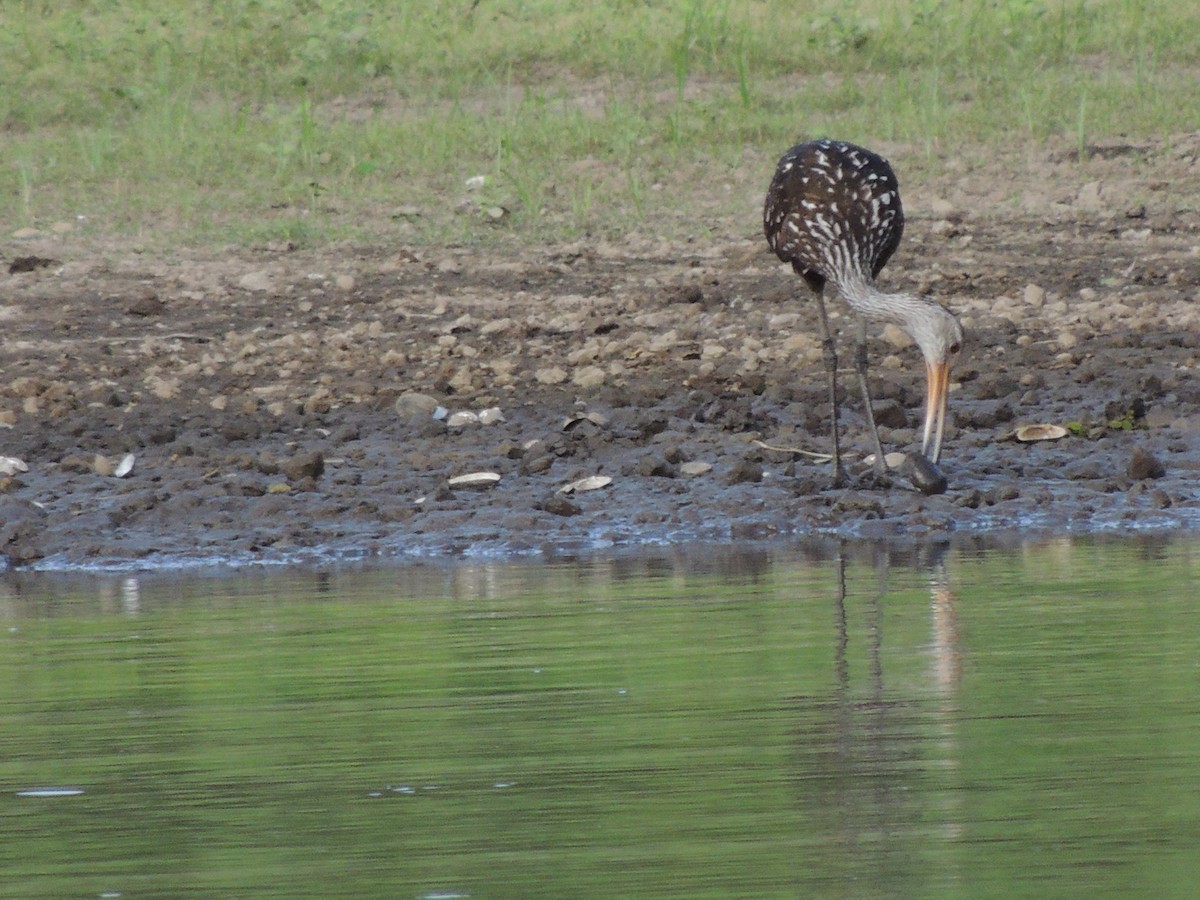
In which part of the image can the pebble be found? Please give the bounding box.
[573,366,606,389]
[280,451,324,481]
[635,455,677,478]
[540,495,581,517]
[394,392,442,418]
[237,271,276,293]
[1128,446,1165,480]
[725,458,763,485]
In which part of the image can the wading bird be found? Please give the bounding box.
[764,139,962,488]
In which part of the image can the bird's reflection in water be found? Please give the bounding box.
[789,542,964,890]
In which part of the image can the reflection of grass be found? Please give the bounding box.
[2,1,1199,246]
[3,538,1200,894]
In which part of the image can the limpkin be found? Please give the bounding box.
[763,138,963,488]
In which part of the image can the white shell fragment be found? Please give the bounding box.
[446,407,504,427]
[862,452,909,470]
[558,475,613,494]
[447,471,501,490]
[113,453,136,478]
[1015,424,1069,442]
[0,456,28,476]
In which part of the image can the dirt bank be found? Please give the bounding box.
[3,136,1200,569]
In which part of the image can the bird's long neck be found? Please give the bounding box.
[835,271,932,333]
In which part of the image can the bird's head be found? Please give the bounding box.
[908,303,963,465]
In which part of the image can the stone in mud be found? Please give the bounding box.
[1128,446,1165,480]
[0,498,49,564]
[519,449,554,476]
[633,455,676,478]
[725,457,763,485]
[280,451,324,481]
[238,270,276,293]
[985,483,1021,504]
[125,288,166,317]
[540,495,581,517]
[871,399,907,429]
[394,392,442,419]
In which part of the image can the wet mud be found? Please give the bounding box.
[3,136,1200,569]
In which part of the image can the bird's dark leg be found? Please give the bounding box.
[854,318,888,478]
[812,288,848,487]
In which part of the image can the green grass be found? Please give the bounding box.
[3,0,1199,248]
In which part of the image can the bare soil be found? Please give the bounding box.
[3,135,1200,570]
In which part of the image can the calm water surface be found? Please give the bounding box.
[3,537,1199,898]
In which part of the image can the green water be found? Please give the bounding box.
[3,538,1200,898]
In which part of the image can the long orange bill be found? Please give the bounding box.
[921,360,952,464]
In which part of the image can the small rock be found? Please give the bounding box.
[725,458,763,485]
[1023,284,1046,308]
[679,461,713,477]
[126,288,165,316]
[871,399,907,429]
[520,454,554,476]
[334,274,356,292]
[572,366,606,389]
[1128,446,1165,480]
[534,367,568,385]
[237,271,276,293]
[8,255,56,274]
[635,455,677,478]
[880,324,913,350]
[540,496,581,517]
[1076,181,1103,210]
[394,392,442,418]
[478,407,505,425]
[280,451,324,481]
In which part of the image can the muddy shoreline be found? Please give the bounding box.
[3,137,1200,571]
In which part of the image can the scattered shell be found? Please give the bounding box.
[447,471,501,490]
[113,453,135,478]
[1015,424,1069,442]
[446,411,479,427]
[478,407,505,425]
[0,456,28,476]
[862,451,909,470]
[562,411,609,430]
[558,475,613,494]
[679,461,713,477]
